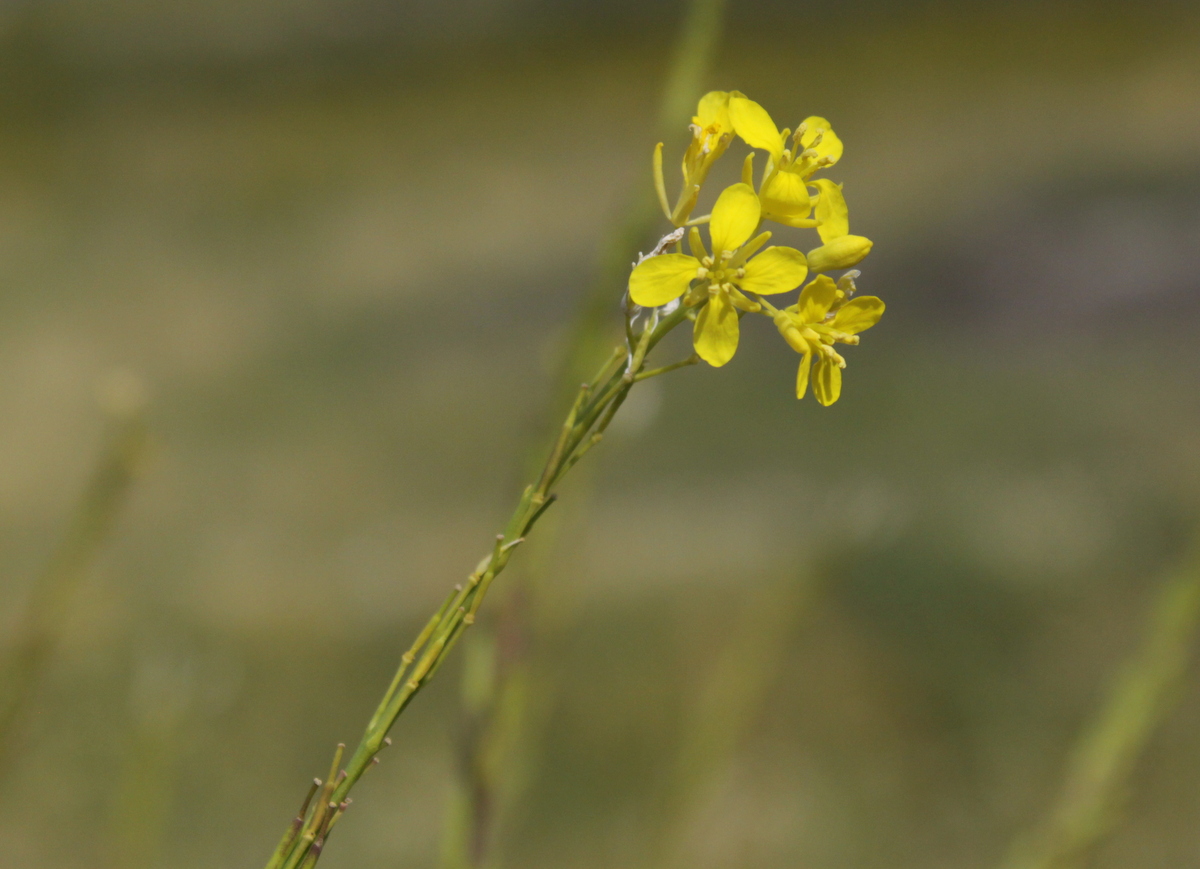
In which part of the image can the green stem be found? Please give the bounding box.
[263,304,696,869]
[634,354,700,382]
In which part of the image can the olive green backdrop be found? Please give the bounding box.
[2,2,1200,867]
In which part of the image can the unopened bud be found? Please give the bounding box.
[807,236,873,273]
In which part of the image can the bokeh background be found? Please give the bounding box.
[3,1,1200,867]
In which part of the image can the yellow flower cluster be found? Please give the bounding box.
[629,91,884,405]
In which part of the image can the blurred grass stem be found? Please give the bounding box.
[0,410,146,766]
[444,2,727,865]
[649,567,812,869]
[1000,546,1200,869]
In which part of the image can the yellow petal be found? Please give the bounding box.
[830,296,885,335]
[628,253,701,307]
[761,211,820,229]
[694,91,731,129]
[760,168,814,218]
[709,183,760,255]
[795,352,812,399]
[729,97,783,159]
[738,246,807,296]
[813,357,842,406]
[810,178,849,242]
[807,235,873,272]
[800,116,844,165]
[693,291,740,367]
[797,275,838,322]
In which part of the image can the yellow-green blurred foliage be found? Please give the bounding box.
[3,2,1200,868]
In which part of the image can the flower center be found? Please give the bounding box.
[702,262,740,288]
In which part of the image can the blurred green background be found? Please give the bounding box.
[3,1,1200,867]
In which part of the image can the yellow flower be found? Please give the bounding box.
[772,274,884,405]
[659,91,736,225]
[728,96,843,227]
[686,91,734,184]
[727,104,873,272]
[628,183,808,367]
[803,176,873,272]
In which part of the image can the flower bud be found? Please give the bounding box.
[806,235,873,273]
